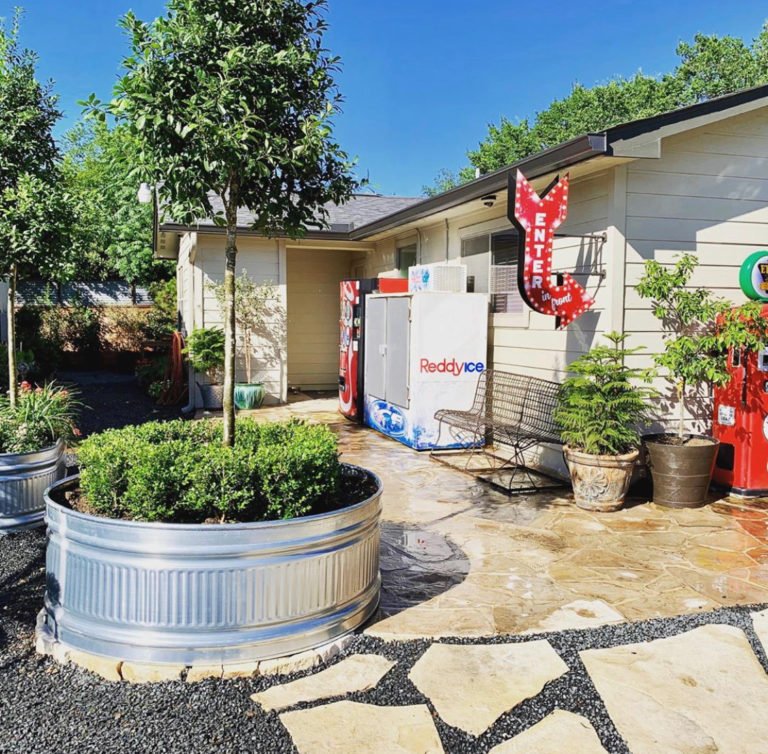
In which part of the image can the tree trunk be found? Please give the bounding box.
[7,266,17,408]
[223,202,238,447]
[677,380,685,441]
[244,330,251,384]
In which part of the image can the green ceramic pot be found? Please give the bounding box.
[234,382,265,410]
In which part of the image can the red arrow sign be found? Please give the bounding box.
[508,170,595,329]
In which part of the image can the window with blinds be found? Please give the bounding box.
[489,230,523,315]
[460,228,523,315]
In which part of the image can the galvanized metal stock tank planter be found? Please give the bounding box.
[0,439,66,532]
[39,464,382,665]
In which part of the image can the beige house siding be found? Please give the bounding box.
[176,232,196,339]
[195,234,287,405]
[364,172,613,382]
[286,247,357,390]
[623,109,768,433]
[490,171,613,382]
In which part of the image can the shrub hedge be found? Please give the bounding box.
[76,418,342,523]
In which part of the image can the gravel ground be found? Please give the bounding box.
[2,374,768,752]
[2,524,768,753]
[58,372,181,438]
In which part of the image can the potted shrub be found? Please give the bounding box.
[555,332,655,512]
[210,274,278,410]
[183,327,225,409]
[0,381,80,531]
[38,418,382,668]
[636,254,768,507]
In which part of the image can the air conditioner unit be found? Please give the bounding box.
[408,263,467,293]
[490,264,524,314]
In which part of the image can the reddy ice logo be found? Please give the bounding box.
[419,358,484,376]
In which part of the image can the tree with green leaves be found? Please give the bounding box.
[426,24,768,194]
[88,0,357,445]
[61,121,172,287]
[0,12,75,406]
[636,254,768,440]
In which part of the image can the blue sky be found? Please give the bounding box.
[10,0,768,196]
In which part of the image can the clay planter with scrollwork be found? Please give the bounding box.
[563,446,639,512]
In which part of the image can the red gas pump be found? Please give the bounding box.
[712,303,768,497]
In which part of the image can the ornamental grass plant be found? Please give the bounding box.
[76,418,345,524]
[0,381,81,454]
[554,332,656,456]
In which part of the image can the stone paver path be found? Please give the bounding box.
[251,654,394,712]
[408,642,568,735]
[253,608,768,753]
[280,700,444,754]
[488,711,607,754]
[581,623,768,754]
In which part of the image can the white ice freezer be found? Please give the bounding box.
[363,292,488,450]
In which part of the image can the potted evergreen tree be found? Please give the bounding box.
[636,254,768,507]
[183,327,226,409]
[555,332,655,512]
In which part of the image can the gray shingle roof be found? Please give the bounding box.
[170,193,422,232]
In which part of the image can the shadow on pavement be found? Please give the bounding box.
[379,522,470,617]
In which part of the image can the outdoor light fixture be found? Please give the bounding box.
[137,182,153,204]
[481,194,497,208]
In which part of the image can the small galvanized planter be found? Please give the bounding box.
[39,464,382,665]
[0,439,66,532]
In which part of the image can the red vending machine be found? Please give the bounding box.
[713,303,768,496]
[339,278,407,421]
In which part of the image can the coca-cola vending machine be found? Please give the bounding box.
[339,278,407,421]
[712,303,768,497]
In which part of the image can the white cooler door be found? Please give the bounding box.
[408,293,488,449]
[364,296,387,400]
[385,296,410,408]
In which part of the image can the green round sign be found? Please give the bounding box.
[740,251,768,301]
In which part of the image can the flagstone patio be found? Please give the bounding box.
[5,385,768,752]
[252,394,768,639]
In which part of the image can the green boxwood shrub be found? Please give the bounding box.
[76,418,342,523]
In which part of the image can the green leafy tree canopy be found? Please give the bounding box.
[0,11,76,405]
[89,0,358,445]
[426,24,768,194]
[61,121,172,285]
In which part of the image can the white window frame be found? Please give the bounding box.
[458,219,530,329]
[395,239,418,275]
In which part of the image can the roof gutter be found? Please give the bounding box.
[157,223,355,243]
[349,133,608,240]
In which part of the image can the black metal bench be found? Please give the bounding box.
[431,369,565,494]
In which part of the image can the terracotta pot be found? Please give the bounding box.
[644,434,719,508]
[564,446,639,512]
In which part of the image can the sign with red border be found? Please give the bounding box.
[508,170,595,328]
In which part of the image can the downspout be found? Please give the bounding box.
[415,227,423,265]
[181,233,197,415]
[445,219,450,261]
